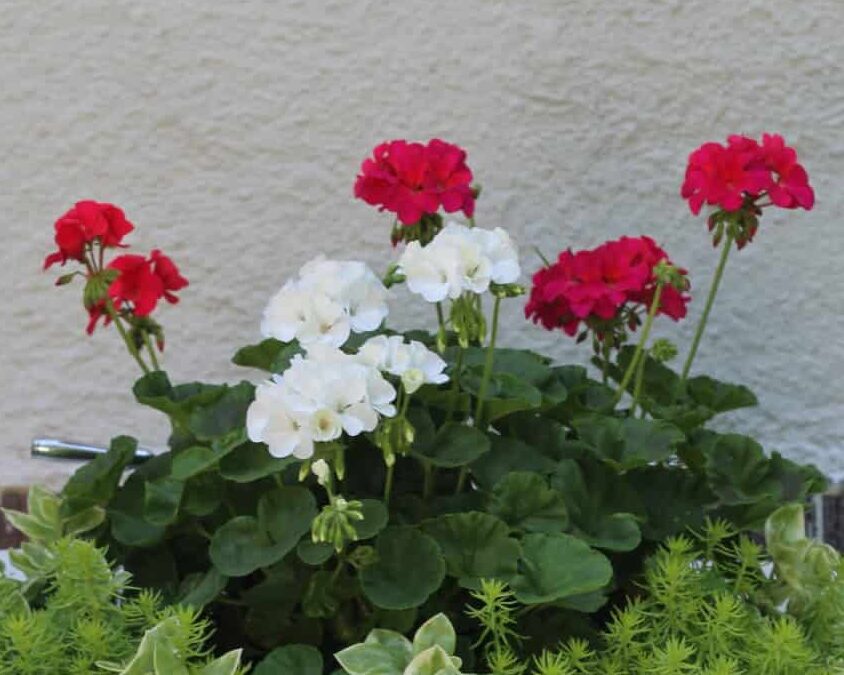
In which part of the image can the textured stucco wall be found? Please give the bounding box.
[2,0,843,488]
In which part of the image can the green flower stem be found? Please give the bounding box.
[143,331,161,371]
[474,295,502,429]
[103,299,150,375]
[383,464,395,505]
[456,295,502,495]
[613,283,663,407]
[632,349,647,416]
[679,231,734,385]
[447,346,464,421]
[601,339,611,385]
[422,461,434,500]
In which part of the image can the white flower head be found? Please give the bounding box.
[246,346,397,460]
[357,335,448,394]
[261,257,389,348]
[397,222,520,303]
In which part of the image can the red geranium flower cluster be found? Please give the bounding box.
[525,236,689,338]
[354,139,475,226]
[87,250,189,334]
[44,200,134,269]
[46,201,188,347]
[681,133,814,215]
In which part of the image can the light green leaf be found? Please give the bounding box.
[413,613,456,656]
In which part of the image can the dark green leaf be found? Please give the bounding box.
[61,435,136,514]
[254,644,323,675]
[470,436,557,491]
[462,370,543,421]
[143,478,184,525]
[360,527,446,610]
[573,414,684,468]
[219,442,295,482]
[233,338,303,374]
[188,381,255,440]
[412,423,490,468]
[422,512,521,589]
[490,472,569,533]
[178,567,228,608]
[297,539,335,566]
[210,516,293,577]
[171,446,218,480]
[551,459,643,551]
[352,499,389,540]
[258,487,318,554]
[511,533,612,605]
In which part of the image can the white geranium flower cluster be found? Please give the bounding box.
[397,222,521,302]
[247,345,397,459]
[261,257,389,348]
[357,334,449,394]
[246,336,449,459]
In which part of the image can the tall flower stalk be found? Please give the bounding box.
[678,232,734,385]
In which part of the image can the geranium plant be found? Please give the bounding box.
[43,135,824,671]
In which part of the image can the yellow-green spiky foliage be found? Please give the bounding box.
[469,515,844,675]
[0,486,245,675]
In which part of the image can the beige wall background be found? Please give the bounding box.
[2,0,843,488]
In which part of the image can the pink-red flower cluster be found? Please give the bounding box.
[44,201,134,269]
[525,236,689,337]
[87,250,188,334]
[354,139,475,225]
[681,134,814,215]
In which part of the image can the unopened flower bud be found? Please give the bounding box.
[401,368,425,395]
[650,338,678,363]
[311,459,332,487]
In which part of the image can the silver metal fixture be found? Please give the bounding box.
[31,438,154,465]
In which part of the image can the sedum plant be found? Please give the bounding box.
[0,487,243,675]
[41,135,826,670]
[460,507,844,674]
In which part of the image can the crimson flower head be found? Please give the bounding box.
[44,200,134,269]
[86,250,188,334]
[681,133,814,216]
[354,138,475,226]
[525,236,689,339]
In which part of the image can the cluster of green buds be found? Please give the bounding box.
[374,415,415,467]
[653,259,689,294]
[450,294,487,349]
[650,338,679,364]
[308,460,365,553]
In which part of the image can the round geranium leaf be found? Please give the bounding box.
[258,486,318,553]
[361,527,446,610]
[352,499,389,540]
[422,512,520,589]
[412,423,490,468]
[210,516,292,577]
[489,471,569,533]
[219,442,296,483]
[511,532,612,605]
[254,644,323,675]
[297,539,335,566]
